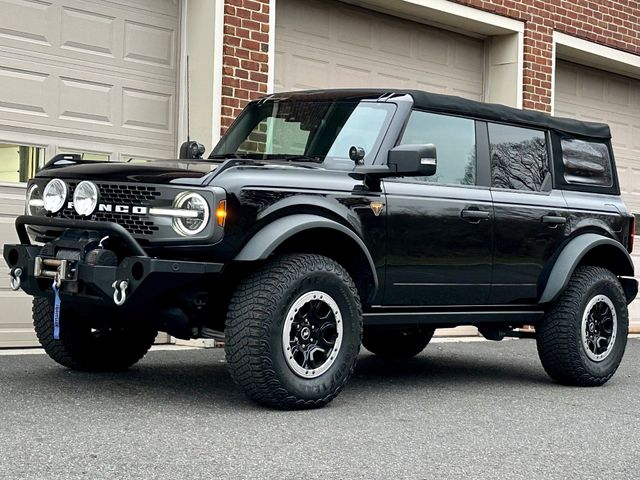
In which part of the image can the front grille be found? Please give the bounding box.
[58,182,162,237]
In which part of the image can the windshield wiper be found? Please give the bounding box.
[208,153,262,160]
[277,154,323,163]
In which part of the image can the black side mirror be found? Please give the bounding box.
[387,144,437,177]
[179,141,205,160]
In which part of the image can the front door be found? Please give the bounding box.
[383,110,493,306]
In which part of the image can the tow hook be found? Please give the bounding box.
[9,267,22,291]
[112,280,129,307]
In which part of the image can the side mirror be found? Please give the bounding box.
[387,144,437,177]
[179,140,205,160]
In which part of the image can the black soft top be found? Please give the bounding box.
[268,89,611,140]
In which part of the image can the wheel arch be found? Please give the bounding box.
[539,233,636,304]
[233,214,378,303]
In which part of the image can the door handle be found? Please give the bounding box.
[541,215,567,227]
[461,209,491,223]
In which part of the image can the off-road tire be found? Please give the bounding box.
[33,296,157,372]
[224,254,362,409]
[536,266,628,386]
[363,326,435,358]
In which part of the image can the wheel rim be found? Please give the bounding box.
[581,294,617,362]
[282,290,343,379]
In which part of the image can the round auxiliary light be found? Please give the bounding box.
[42,179,68,213]
[172,192,209,236]
[25,184,45,216]
[73,181,99,216]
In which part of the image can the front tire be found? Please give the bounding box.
[363,326,435,358]
[224,254,362,409]
[33,296,157,372]
[536,266,628,386]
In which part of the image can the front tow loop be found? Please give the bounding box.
[112,280,129,306]
[9,267,22,291]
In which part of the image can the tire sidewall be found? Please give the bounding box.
[267,269,361,401]
[574,274,628,377]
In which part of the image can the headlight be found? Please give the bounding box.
[42,179,67,213]
[73,181,99,216]
[171,192,209,236]
[25,184,45,216]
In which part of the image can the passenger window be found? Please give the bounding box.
[561,138,612,187]
[398,111,476,186]
[489,124,550,192]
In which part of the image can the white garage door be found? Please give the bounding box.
[555,60,640,328]
[275,0,485,100]
[0,0,181,347]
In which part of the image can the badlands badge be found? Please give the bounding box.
[369,201,384,217]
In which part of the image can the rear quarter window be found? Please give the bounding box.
[561,138,613,187]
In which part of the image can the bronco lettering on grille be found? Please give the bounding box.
[66,202,149,215]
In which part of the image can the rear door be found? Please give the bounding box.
[486,122,569,304]
[383,111,493,306]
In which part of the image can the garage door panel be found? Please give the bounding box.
[0,53,176,148]
[275,0,484,101]
[0,0,178,78]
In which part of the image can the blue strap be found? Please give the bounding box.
[52,281,61,340]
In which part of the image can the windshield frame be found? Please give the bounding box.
[211,98,397,169]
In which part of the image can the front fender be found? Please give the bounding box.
[233,213,378,292]
[539,233,635,304]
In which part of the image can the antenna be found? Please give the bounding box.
[186,55,190,142]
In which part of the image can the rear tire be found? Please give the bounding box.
[363,326,435,358]
[33,296,157,372]
[224,254,362,409]
[536,266,628,386]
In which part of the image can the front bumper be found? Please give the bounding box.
[4,215,224,307]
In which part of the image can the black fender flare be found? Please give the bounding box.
[539,233,635,304]
[233,213,378,293]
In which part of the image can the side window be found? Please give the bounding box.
[398,111,476,186]
[561,138,612,187]
[489,124,550,192]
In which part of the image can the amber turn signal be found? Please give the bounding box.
[215,200,227,227]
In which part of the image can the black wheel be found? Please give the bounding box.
[363,326,435,358]
[33,296,157,372]
[536,266,628,386]
[224,254,362,409]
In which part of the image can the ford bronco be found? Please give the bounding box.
[4,89,637,409]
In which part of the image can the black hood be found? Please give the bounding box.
[35,158,329,186]
[36,160,221,186]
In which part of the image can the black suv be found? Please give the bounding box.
[4,89,637,409]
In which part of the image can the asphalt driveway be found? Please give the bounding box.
[1,338,640,480]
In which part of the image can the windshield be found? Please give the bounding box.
[212,99,395,166]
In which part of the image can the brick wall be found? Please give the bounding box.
[219,0,640,121]
[452,0,640,112]
[221,0,270,134]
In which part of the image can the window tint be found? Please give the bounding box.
[399,111,476,185]
[561,138,612,187]
[489,124,549,192]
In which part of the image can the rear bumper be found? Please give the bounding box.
[4,216,224,307]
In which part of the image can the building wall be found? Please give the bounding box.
[221,0,271,132]
[452,0,640,111]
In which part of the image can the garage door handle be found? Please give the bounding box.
[542,215,567,226]
[461,209,491,223]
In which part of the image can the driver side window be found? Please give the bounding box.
[398,111,477,186]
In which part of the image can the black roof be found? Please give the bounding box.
[268,89,611,140]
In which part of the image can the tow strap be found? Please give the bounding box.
[52,280,61,340]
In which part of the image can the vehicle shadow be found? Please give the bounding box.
[18,345,553,411]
